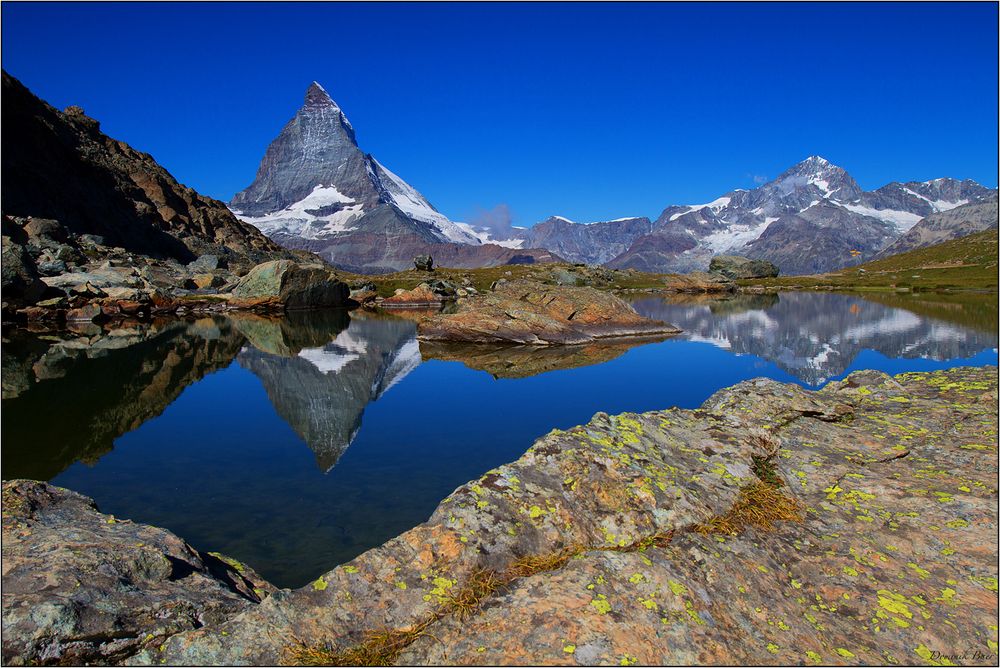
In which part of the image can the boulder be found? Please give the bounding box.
[65,303,103,322]
[187,254,222,272]
[230,260,349,311]
[0,480,274,666]
[417,280,681,345]
[187,274,225,290]
[1,235,46,307]
[425,279,458,297]
[413,254,434,271]
[22,217,68,248]
[708,255,780,280]
[36,258,68,276]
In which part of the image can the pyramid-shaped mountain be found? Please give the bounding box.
[231,83,557,273]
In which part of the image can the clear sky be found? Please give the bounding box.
[3,2,997,226]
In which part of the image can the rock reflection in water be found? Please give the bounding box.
[1,318,246,480]
[419,335,675,379]
[632,292,999,385]
[234,312,420,471]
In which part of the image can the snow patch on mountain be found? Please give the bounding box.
[233,184,365,238]
[702,217,779,253]
[840,203,924,231]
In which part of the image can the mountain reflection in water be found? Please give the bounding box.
[1,291,995,587]
[631,291,998,386]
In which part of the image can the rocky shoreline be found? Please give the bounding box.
[3,366,996,666]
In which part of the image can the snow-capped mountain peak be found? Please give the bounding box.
[230,80,480,247]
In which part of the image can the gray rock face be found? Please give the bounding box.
[877,193,999,257]
[1,479,274,666]
[708,255,779,279]
[231,83,368,217]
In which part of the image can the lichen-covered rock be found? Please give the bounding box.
[416,279,681,345]
[709,255,780,280]
[413,255,434,271]
[230,260,349,311]
[137,366,997,666]
[1,480,275,666]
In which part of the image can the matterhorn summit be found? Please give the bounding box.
[229,82,553,273]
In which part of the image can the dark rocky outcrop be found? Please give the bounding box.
[1,71,286,267]
[708,255,780,279]
[93,365,996,666]
[415,280,682,345]
[413,255,434,271]
[1,480,274,666]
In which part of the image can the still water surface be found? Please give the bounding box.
[2,291,996,587]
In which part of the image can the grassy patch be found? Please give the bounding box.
[741,229,998,292]
[286,620,435,667]
[750,454,783,488]
[691,481,802,536]
[334,263,689,297]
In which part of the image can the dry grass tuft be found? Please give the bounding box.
[506,547,578,579]
[445,568,506,619]
[285,619,435,667]
[692,481,802,536]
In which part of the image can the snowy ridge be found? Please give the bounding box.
[370,159,481,244]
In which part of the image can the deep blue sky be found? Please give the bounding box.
[3,2,997,226]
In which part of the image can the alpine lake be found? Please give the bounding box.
[3,290,996,588]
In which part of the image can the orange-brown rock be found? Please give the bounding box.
[380,284,443,308]
[416,279,680,344]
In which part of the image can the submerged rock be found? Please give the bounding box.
[416,279,681,344]
[1,480,274,666]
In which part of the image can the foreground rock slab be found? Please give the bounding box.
[117,366,997,666]
[1,481,274,666]
[416,279,681,345]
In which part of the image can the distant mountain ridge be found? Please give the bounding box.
[228,82,994,275]
[505,157,995,274]
[230,83,557,273]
